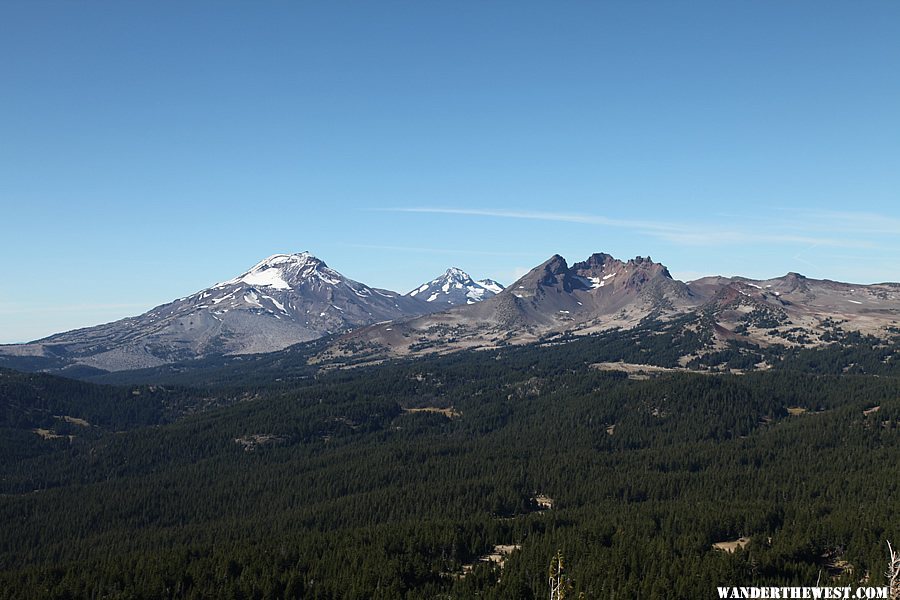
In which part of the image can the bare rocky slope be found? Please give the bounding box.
[318,253,699,362]
[317,253,900,365]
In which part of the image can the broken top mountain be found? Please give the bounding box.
[2,250,900,374]
[319,252,900,363]
[0,253,436,372]
[322,253,693,359]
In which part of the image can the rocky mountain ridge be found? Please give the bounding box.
[318,253,900,366]
[3,250,900,374]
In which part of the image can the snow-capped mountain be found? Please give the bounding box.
[181,252,430,335]
[6,250,900,377]
[0,253,432,372]
[407,267,505,306]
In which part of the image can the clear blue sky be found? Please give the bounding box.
[2,1,899,343]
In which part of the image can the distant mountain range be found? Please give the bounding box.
[318,252,900,366]
[0,253,498,373]
[2,250,899,374]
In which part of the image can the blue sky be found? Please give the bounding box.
[2,1,899,343]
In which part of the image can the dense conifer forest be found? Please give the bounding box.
[1,329,899,598]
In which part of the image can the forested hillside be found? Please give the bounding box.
[1,338,898,598]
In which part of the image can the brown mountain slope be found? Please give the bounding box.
[317,253,701,363]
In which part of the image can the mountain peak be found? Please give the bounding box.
[444,267,473,281]
[216,252,337,290]
[577,252,615,269]
[407,268,504,305]
[256,252,319,268]
[507,255,573,293]
[626,255,672,279]
[477,278,504,294]
[542,254,569,274]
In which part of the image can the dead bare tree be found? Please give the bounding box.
[548,549,571,600]
[887,541,900,600]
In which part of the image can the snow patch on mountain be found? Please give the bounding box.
[407,268,505,306]
[478,279,504,294]
[240,268,291,290]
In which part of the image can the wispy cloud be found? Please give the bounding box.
[788,210,900,236]
[750,207,900,239]
[342,242,535,258]
[382,207,683,233]
[380,207,874,249]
